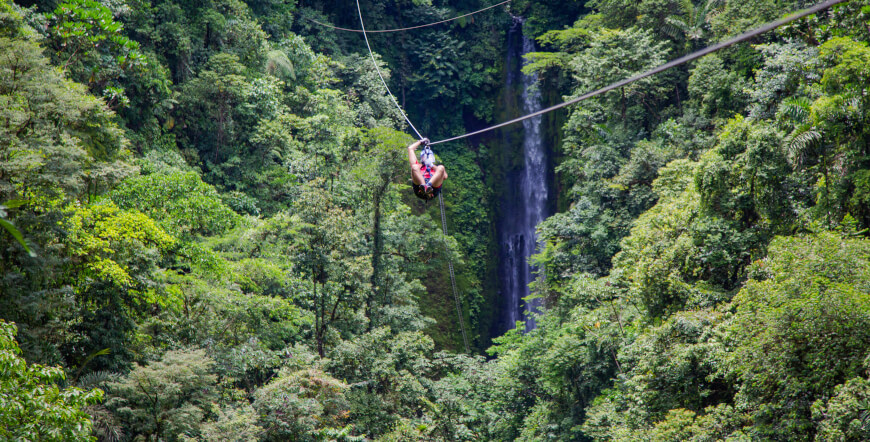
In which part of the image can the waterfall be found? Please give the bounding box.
[497,17,549,333]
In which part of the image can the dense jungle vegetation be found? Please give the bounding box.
[2,0,870,440]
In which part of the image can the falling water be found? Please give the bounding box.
[498,17,549,333]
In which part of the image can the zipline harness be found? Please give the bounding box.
[350,0,848,352]
[420,140,435,188]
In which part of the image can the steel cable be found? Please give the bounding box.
[308,0,509,33]
[439,192,471,354]
[355,0,424,139]
[429,0,848,145]
[355,0,471,354]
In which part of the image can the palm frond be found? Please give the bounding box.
[266,49,295,80]
[593,123,613,141]
[679,0,694,18]
[662,16,690,39]
[785,127,821,166]
[779,96,812,123]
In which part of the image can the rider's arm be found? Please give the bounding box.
[407,141,421,168]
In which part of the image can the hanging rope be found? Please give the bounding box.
[308,0,509,33]
[355,0,471,354]
[439,192,471,354]
[355,0,423,139]
[429,0,848,145]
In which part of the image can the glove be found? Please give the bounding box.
[420,137,430,146]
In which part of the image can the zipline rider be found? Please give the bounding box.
[408,138,447,200]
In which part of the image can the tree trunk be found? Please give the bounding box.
[368,178,390,330]
[315,280,324,357]
[621,87,627,123]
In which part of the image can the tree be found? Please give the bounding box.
[534,25,676,285]
[813,375,870,441]
[65,201,174,290]
[253,368,351,441]
[0,25,133,366]
[326,328,435,437]
[662,0,717,51]
[106,349,218,441]
[44,0,143,106]
[0,320,102,441]
[686,54,747,119]
[724,232,870,438]
[570,26,671,126]
[195,403,263,442]
[292,179,370,356]
[0,199,33,255]
[0,34,131,206]
[177,53,252,164]
[109,169,240,238]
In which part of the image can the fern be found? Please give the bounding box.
[77,370,120,388]
[86,404,124,442]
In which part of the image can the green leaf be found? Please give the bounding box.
[2,199,29,209]
[0,219,34,256]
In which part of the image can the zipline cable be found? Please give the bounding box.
[308,0,509,33]
[353,0,844,352]
[439,192,471,354]
[355,0,472,353]
[429,0,848,145]
[355,0,424,139]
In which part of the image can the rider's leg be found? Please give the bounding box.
[429,165,447,188]
[410,164,425,185]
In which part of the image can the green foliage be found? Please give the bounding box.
[292,179,369,356]
[252,368,351,441]
[0,13,136,369]
[109,169,240,237]
[66,201,173,289]
[0,34,132,206]
[0,320,102,441]
[687,54,747,119]
[724,233,870,438]
[707,0,781,39]
[697,115,792,228]
[177,52,254,164]
[582,309,729,439]
[0,199,33,255]
[746,41,819,119]
[194,403,263,442]
[813,375,870,441]
[44,0,143,105]
[613,159,705,316]
[106,349,218,441]
[588,0,687,32]
[4,0,870,441]
[327,328,434,436]
[570,26,671,124]
[533,22,679,285]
